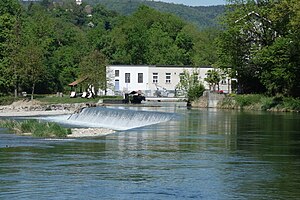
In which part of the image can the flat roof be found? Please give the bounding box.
[108,65,212,68]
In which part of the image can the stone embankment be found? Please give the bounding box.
[192,91,226,108]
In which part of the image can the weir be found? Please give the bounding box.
[65,107,176,130]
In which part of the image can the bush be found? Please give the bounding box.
[261,96,274,111]
[188,83,205,102]
[235,94,263,107]
[0,96,17,106]
[283,98,300,111]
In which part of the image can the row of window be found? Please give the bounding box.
[115,70,171,84]
[125,73,144,83]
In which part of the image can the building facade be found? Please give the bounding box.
[106,65,231,97]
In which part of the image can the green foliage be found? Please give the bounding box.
[0,0,222,96]
[35,95,122,104]
[204,69,221,91]
[105,5,209,65]
[0,119,70,138]
[220,94,300,111]
[177,70,205,101]
[235,94,264,107]
[0,96,17,105]
[86,0,224,30]
[282,98,300,111]
[218,0,300,97]
[79,50,107,90]
[187,83,205,102]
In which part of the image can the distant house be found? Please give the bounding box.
[235,11,277,47]
[106,65,232,97]
[75,0,82,5]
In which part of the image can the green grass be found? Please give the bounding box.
[0,96,20,106]
[0,94,123,105]
[34,94,123,104]
[234,94,264,107]
[0,119,71,138]
[220,94,300,112]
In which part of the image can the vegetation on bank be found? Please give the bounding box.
[220,94,300,112]
[0,95,123,106]
[0,119,71,138]
[218,0,300,97]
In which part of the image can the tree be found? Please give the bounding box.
[106,5,194,65]
[176,70,205,102]
[205,69,221,91]
[0,0,22,96]
[18,41,45,100]
[218,0,300,96]
[192,27,220,66]
[79,50,107,92]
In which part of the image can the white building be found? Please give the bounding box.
[106,65,232,97]
[75,0,82,5]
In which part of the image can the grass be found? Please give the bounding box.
[0,94,123,105]
[0,96,20,106]
[0,119,71,138]
[220,94,300,112]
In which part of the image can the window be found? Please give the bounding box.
[166,73,171,83]
[115,70,119,77]
[221,79,227,85]
[179,73,185,81]
[193,73,199,82]
[125,73,130,83]
[152,73,158,83]
[138,73,143,83]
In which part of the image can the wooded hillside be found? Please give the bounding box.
[85,0,225,29]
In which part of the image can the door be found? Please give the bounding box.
[115,80,120,91]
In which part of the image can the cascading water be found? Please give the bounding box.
[63,107,176,130]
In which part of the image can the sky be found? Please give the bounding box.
[154,0,226,6]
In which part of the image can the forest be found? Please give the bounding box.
[0,0,299,99]
[85,0,225,30]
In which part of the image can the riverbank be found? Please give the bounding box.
[192,93,300,112]
[0,119,115,138]
[0,99,100,117]
[0,100,116,138]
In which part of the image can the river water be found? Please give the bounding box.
[0,104,300,199]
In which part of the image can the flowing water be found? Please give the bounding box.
[65,106,177,130]
[0,104,300,199]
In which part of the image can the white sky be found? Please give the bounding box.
[153,0,226,6]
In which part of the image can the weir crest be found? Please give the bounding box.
[63,107,176,130]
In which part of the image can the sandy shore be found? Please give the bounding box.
[69,128,115,138]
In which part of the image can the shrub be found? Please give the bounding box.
[235,94,263,107]
[261,96,274,111]
[0,96,17,106]
[188,83,205,102]
[283,98,300,111]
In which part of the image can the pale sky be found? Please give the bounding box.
[154,0,226,6]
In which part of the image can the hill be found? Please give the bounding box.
[85,0,225,29]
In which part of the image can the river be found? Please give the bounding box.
[0,104,300,199]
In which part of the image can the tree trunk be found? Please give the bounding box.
[14,88,18,99]
[31,83,35,100]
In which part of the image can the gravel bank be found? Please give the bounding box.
[69,128,115,138]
